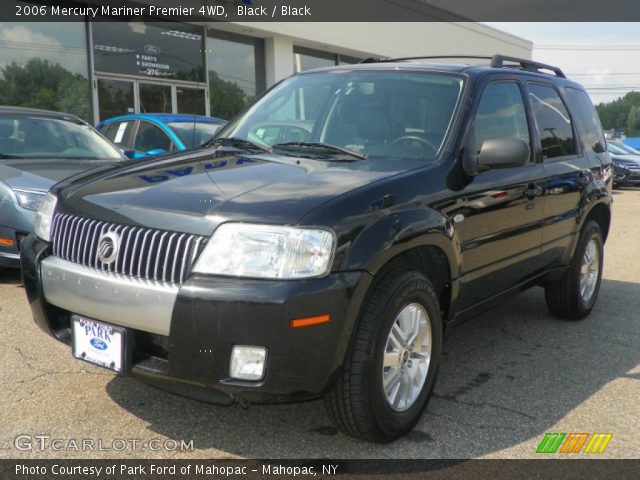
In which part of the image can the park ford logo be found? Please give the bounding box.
[97,231,120,265]
[90,338,108,350]
[144,44,161,55]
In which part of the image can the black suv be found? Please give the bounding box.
[22,55,612,443]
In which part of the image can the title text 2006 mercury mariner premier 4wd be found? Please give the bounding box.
[22,55,612,442]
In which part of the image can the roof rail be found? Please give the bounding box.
[359,54,567,79]
[490,54,566,78]
[360,55,492,64]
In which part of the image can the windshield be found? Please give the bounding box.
[608,142,639,155]
[218,70,465,160]
[167,121,224,148]
[0,115,123,160]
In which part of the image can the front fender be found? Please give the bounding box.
[339,206,461,280]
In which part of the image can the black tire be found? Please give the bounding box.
[545,220,604,320]
[324,269,443,443]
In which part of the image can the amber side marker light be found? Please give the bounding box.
[0,237,15,246]
[289,314,331,328]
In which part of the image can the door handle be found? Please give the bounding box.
[524,185,543,197]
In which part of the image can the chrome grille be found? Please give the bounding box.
[51,213,207,284]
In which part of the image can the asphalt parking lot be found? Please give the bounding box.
[1,189,638,460]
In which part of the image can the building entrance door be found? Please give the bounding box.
[95,76,208,123]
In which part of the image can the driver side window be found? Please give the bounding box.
[472,82,531,157]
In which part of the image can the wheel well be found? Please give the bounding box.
[373,246,452,321]
[585,203,611,241]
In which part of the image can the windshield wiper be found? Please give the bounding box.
[272,142,367,160]
[203,137,271,153]
[0,153,22,159]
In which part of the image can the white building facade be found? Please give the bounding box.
[0,4,531,125]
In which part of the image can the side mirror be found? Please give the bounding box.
[463,138,530,176]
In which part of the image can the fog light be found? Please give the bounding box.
[230,346,267,381]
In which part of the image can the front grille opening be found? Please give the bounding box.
[50,213,207,284]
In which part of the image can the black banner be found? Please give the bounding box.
[3,0,640,22]
[1,459,640,480]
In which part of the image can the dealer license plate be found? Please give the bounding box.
[72,316,126,373]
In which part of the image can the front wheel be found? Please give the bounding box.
[545,220,604,320]
[324,270,443,442]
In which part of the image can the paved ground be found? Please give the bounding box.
[1,189,638,459]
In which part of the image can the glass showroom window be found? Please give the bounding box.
[206,30,265,120]
[0,6,92,121]
[92,21,205,82]
[293,46,362,73]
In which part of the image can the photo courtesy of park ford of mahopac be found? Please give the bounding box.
[0,1,639,479]
[14,462,337,476]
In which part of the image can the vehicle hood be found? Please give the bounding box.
[56,148,419,236]
[0,158,118,192]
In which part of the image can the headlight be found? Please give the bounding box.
[33,192,57,242]
[14,189,45,211]
[193,223,335,279]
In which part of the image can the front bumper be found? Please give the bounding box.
[613,164,640,186]
[0,251,20,268]
[21,234,370,404]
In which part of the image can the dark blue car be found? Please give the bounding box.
[97,114,226,159]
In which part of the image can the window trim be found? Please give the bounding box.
[525,81,579,163]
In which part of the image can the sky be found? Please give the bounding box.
[485,23,640,105]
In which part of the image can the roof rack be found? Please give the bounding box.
[359,55,492,64]
[490,54,566,78]
[358,54,566,79]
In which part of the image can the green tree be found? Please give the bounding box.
[596,91,640,134]
[0,58,92,122]
[627,105,640,136]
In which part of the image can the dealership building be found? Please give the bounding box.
[0,2,532,125]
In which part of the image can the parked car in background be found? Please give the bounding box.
[97,114,227,159]
[0,107,125,268]
[607,142,640,187]
[607,142,640,156]
[622,137,640,151]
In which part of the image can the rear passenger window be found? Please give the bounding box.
[472,82,530,156]
[528,84,576,159]
[565,88,606,154]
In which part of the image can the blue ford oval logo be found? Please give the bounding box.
[90,338,108,350]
